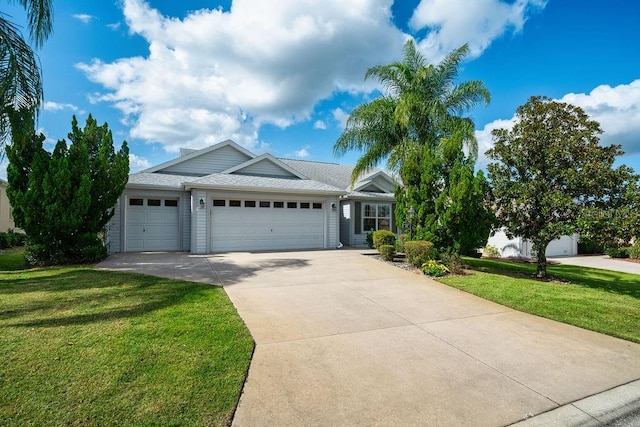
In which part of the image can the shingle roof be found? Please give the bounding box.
[127,173,194,189]
[279,158,389,190]
[185,173,345,195]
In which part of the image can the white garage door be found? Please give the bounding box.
[545,235,576,257]
[126,197,179,251]
[211,199,325,251]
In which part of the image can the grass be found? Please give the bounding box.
[0,247,27,271]
[0,255,254,426]
[439,257,640,343]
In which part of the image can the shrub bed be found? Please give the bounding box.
[404,241,434,268]
[373,230,396,249]
[379,244,395,261]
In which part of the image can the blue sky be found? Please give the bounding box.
[3,0,640,177]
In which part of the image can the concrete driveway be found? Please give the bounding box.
[96,250,640,426]
[549,254,640,275]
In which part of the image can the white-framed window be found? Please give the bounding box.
[362,203,391,232]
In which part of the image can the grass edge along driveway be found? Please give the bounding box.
[439,257,640,344]
[0,249,254,427]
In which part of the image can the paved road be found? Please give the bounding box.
[96,250,640,426]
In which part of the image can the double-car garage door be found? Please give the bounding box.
[211,198,325,252]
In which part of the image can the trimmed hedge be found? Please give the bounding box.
[373,230,396,249]
[606,246,629,259]
[379,244,395,261]
[629,243,640,260]
[404,240,434,268]
[0,232,26,250]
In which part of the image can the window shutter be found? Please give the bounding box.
[391,203,397,233]
[355,201,361,235]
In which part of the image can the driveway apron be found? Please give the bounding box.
[96,250,640,426]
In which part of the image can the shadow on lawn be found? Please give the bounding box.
[0,268,214,328]
[465,257,640,299]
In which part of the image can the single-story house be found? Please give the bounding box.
[105,139,398,254]
[486,228,579,258]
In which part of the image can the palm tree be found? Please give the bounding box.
[333,40,490,185]
[1,0,54,147]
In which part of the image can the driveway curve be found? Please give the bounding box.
[96,250,640,426]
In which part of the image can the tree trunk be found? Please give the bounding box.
[533,240,549,278]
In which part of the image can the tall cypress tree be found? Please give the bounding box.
[6,109,129,264]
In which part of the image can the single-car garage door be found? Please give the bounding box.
[211,198,325,251]
[126,197,179,251]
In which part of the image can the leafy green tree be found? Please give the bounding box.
[1,0,54,148]
[487,96,637,277]
[577,179,640,249]
[333,40,492,253]
[6,110,129,264]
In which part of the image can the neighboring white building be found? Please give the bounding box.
[487,228,579,258]
[0,179,17,232]
[105,140,397,254]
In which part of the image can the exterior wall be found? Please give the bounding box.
[105,198,122,254]
[0,183,16,232]
[162,145,252,176]
[339,200,351,246]
[107,188,190,253]
[487,228,579,258]
[326,196,339,249]
[343,199,395,247]
[487,229,525,258]
[234,160,298,178]
[191,190,208,254]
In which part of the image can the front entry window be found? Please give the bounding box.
[363,203,391,232]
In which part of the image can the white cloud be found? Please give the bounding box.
[76,0,547,155]
[410,0,547,59]
[78,0,404,153]
[475,118,516,169]
[293,146,310,158]
[332,108,349,129]
[559,80,640,154]
[313,120,327,130]
[107,22,122,30]
[129,153,151,171]
[476,79,640,167]
[72,14,95,24]
[43,101,79,112]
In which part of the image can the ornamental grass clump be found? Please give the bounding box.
[404,241,434,268]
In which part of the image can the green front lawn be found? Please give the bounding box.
[439,257,640,343]
[0,247,27,271]
[0,259,254,426]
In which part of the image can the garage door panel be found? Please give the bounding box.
[126,198,179,252]
[211,201,325,252]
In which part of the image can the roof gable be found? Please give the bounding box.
[223,154,307,179]
[141,140,255,176]
[353,170,397,193]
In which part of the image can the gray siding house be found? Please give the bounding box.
[106,140,397,254]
